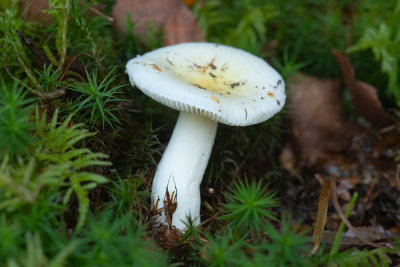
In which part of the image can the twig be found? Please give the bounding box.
[145,168,156,191]
[5,67,65,100]
[89,7,114,22]
[330,192,358,254]
[364,178,377,205]
[200,210,222,227]
[330,180,385,248]
[59,52,84,81]
[358,178,377,222]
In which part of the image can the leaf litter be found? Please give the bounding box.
[283,46,400,256]
[112,0,203,45]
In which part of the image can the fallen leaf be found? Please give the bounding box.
[112,0,173,35]
[112,0,203,45]
[311,177,331,254]
[289,73,353,167]
[330,179,385,248]
[332,49,394,128]
[163,3,203,45]
[20,0,51,22]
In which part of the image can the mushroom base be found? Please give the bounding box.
[151,112,218,231]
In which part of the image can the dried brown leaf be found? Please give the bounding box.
[112,0,203,45]
[332,49,393,127]
[163,4,203,45]
[20,0,51,22]
[311,177,331,254]
[289,73,353,167]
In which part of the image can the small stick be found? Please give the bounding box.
[330,180,385,248]
[330,192,358,254]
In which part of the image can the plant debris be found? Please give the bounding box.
[112,0,203,45]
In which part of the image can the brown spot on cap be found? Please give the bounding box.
[267,91,275,98]
[166,58,174,65]
[192,83,206,90]
[152,64,161,72]
[210,96,220,103]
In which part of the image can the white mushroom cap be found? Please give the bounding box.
[126,42,285,126]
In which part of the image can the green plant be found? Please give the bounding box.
[222,178,278,232]
[6,232,78,267]
[68,0,114,70]
[315,246,392,267]
[68,67,125,129]
[71,210,168,266]
[272,45,309,81]
[201,232,248,267]
[348,21,400,106]
[35,109,110,229]
[0,215,24,260]
[44,0,71,68]
[194,0,278,55]
[34,64,64,93]
[0,0,168,265]
[315,192,392,266]
[268,0,350,77]
[0,0,68,99]
[0,80,36,157]
[0,157,62,210]
[0,4,41,91]
[261,215,310,266]
[330,193,358,255]
[106,171,148,218]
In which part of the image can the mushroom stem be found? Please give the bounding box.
[151,112,218,231]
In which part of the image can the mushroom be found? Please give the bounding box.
[126,42,285,231]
